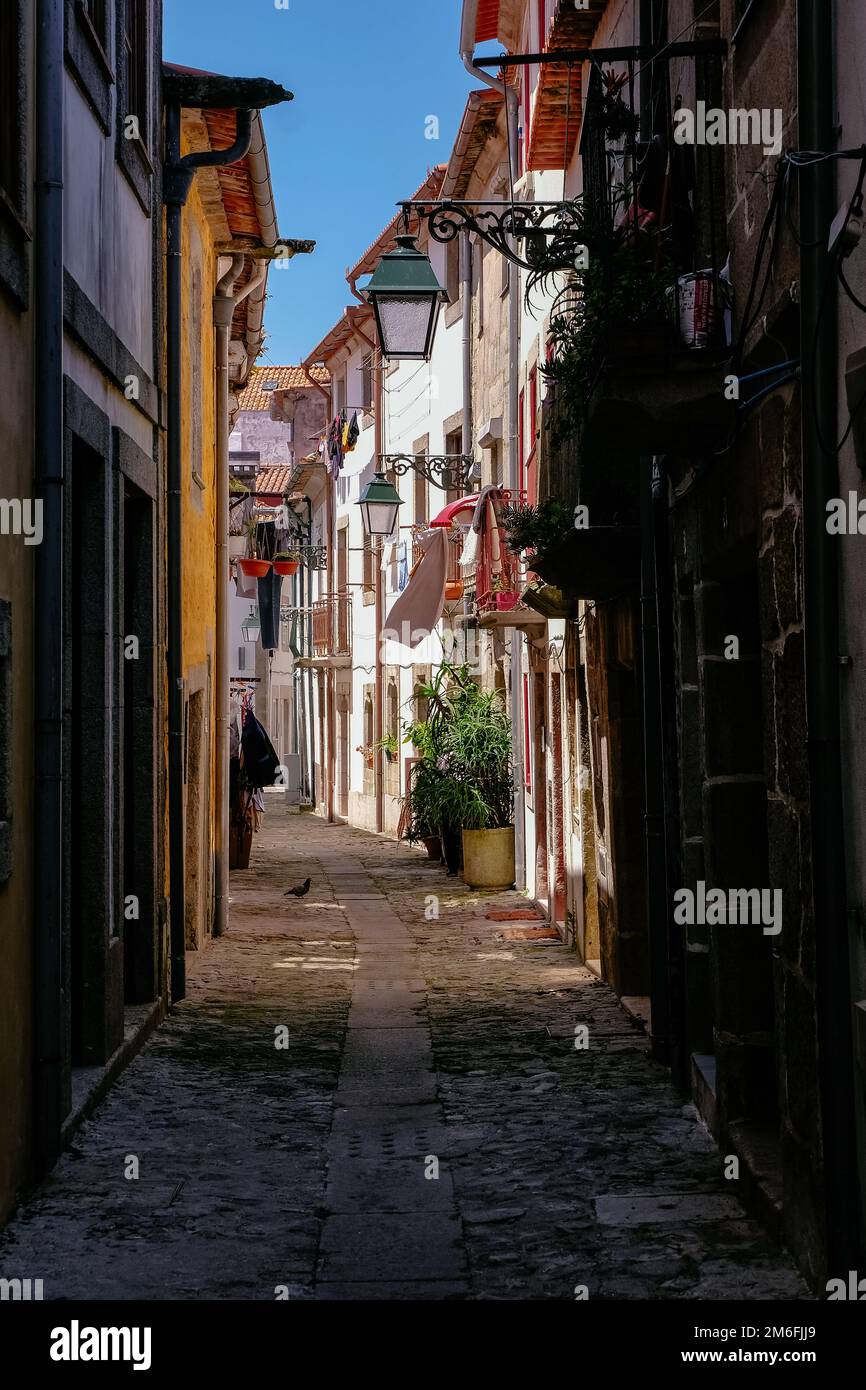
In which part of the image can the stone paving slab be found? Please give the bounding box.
[317,1213,466,1280]
[325,1160,455,1213]
[0,808,812,1301]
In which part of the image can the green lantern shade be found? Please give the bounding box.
[357,471,403,538]
[363,235,447,361]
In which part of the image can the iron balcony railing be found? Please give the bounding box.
[312,592,352,657]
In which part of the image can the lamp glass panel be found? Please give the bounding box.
[377,294,436,358]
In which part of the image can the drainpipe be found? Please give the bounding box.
[798,0,860,1275]
[33,0,65,1170]
[461,227,473,459]
[641,456,670,1065]
[461,2,525,887]
[374,358,385,834]
[213,255,267,938]
[164,105,254,1001]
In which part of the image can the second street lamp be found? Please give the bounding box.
[363,235,447,361]
[357,471,403,538]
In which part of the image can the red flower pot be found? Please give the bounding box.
[494,590,520,611]
[238,557,271,579]
[273,560,300,576]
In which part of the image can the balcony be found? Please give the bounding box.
[527,1,609,173]
[306,593,352,668]
[539,39,731,460]
[474,491,545,633]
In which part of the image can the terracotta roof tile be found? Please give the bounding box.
[255,465,293,496]
[237,364,330,411]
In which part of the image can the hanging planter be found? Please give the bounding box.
[273,560,299,576]
[256,568,284,650]
[239,557,272,579]
[444,579,464,601]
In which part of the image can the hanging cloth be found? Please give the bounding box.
[327,414,345,479]
[343,411,360,454]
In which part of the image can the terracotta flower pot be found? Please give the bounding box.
[239,557,271,579]
[422,835,442,861]
[494,590,519,611]
[273,560,299,576]
[444,580,464,601]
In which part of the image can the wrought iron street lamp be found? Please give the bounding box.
[357,471,403,538]
[378,452,474,493]
[363,235,447,361]
[240,606,260,644]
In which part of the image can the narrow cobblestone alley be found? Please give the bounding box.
[1,807,808,1301]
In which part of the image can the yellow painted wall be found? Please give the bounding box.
[179,161,219,939]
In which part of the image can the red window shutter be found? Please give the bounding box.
[518,387,526,495]
[522,63,531,172]
[527,367,538,506]
[537,0,546,52]
[523,673,531,788]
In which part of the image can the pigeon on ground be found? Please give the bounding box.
[284,878,312,898]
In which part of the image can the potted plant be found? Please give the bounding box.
[377,732,400,765]
[238,516,271,578]
[273,550,300,577]
[404,663,515,886]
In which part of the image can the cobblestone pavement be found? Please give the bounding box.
[0,805,809,1300]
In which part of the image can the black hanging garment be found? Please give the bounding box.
[241,707,280,788]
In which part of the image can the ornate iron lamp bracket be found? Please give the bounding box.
[402,200,588,276]
[379,453,474,492]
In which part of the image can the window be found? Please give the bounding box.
[65,0,113,134]
[238,646,246,671]
[521,63,531,174]
[0,1,28,306]
[446,237,460,306]
[362,531,375,601]
[0,600,10,880]
[0,3,24,206]
[444,429,462,503]
[475,239,484,336]
[523,673,531,790]
[360,353,373,411]
[491,442,502,488]
[335,372,346,414]
[84,0,109,45]
[527,366,538,505]
[116,0,153,211]
[413,469,427,526]
[123,0,148,139]
[537,0,546,52]
[518,387,526,495]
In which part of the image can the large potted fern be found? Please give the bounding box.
[403,663,514,885]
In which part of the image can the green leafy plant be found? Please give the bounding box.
[592,69,641,143]
[500,499,574,557]
[402,663,513,837]
[544,244,676,441]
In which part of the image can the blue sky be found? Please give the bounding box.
[164,0,482,365]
